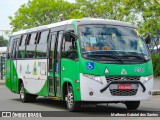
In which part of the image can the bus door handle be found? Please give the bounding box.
[100,80,146,93]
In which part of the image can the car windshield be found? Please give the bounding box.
[79,25,150,62]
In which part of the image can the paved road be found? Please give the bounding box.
[0,85,160,117]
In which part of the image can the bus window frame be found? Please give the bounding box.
[11,38,20,60]
[35,30,50,59]
[61,24,79,61]
[25,32,38,59]
[17,34,27,59]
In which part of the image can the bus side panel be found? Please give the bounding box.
[16,59,48,95]
[5,59,12,90]
[61,59,80,101]
[36,80,48,97]
[11,60,19,92]
[5,60,19,93]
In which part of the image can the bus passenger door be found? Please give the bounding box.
[48,31,63,97]
[54,31,63,97]
[48,33,57,96]
[11,40,19,92]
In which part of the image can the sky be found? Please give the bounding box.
[0,0,75,37]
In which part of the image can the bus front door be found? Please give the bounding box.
[48,31,63,97]
[48,33,56,96]
[54,32,63,97]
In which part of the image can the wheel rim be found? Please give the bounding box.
[66,86,73,109]
[20,85,24,100]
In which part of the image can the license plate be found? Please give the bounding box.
[118,84,132,90]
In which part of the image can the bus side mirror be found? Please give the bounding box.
[144,34,151,44]
[64,31,78,42]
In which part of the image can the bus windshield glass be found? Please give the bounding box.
[79,25,150,62]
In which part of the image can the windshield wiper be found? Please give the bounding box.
[88,54,124,63]
[120,55,147,61]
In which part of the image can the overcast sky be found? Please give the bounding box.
[0,0,75,36]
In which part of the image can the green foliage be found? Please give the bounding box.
[151,53,160,77]
[0,36,8,47]
[137,0,160,37]
[9,0,77,31]
[9,0,160,38]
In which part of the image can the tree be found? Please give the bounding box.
[9,0,141,31]
[135,0,160,51]
[9,0,76,32]
[0,36,8,47]
[9,0,160,41]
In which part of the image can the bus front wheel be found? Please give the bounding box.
[20,83,36,103]
[125,101,140,110]
[65,85,81,112]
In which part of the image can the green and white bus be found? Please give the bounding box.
[5,18,153,111]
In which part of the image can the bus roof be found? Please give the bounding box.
[12,18,136,36]
[77,18,136,28]
[12,19,73,36]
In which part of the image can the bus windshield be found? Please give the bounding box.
[79,25,150,62]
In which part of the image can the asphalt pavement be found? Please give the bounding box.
[0,79,160,118]
[0,85,160,115]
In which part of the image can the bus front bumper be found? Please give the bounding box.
[80,74,153,101]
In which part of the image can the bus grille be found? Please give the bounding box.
[110,89,138,96]
[105,76,140,96]
[105,76,140,83]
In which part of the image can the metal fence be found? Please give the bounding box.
[0,56,5,79]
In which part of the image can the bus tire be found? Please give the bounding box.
[125,101,140,110]
[20,83,36,103]
[65,85,81,112]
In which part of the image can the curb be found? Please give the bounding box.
[152,90,160,95]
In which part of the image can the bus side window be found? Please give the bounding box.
[13,39,20,59]
[25,33,37,58]
[18,34,27,58]
[7,37,14,59]
[36,30,49,58]
[61,32,78,60]
[11,40,17,59]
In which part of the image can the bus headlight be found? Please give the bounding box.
[144,75,153,82]
[83,74,103,84]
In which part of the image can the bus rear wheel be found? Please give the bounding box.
[65,85,81,112]
[125,101,140,110]
[20,83,36,103]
